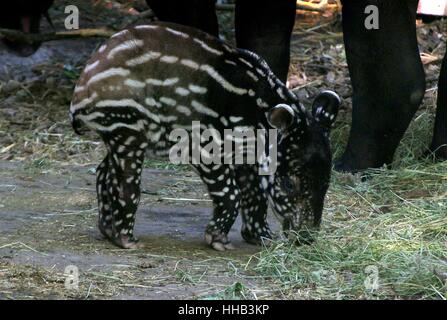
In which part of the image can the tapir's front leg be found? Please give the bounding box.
[194,164,241,251]
[235,165,271,245]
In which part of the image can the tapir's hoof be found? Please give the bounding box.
[424,145,447,162]
[112,235,143,249]
[205,232,235,251]
[241,228,273,246]
[98,224,113,240]
[333,158,365,174]
[98,222,142,249]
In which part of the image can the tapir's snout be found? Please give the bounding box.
[282,214,321,246]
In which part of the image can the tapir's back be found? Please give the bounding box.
[70,22,287,137]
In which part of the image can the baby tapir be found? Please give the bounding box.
[70,22,340,251]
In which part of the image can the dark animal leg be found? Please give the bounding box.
[336,0,426,172]
[234,0,296,82]
[429,51,447,160]
[145,0,219,36]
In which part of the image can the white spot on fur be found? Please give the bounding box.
[145,97,162,108]
[86,68,130,86]
[180,59,199,70]
[246,70,259,82]
[107,40,143,59]
[191,100,218,118]
[111,30,129,38]
[225,59,237,66]
[125,51,161,66]
[176,105,192,116]
[124,79,145,88]
[188,84,207,94]
[146,77,179,86]
[96,99,160,123]
[200,64,247,95]
[70,92,98,113]
[166,27,189,38]
[239,58,253,68]
[74,85,85,93]
[160,55,179,63]
[160,96,177,106]
[134,25,158,30]
[193,38,223,56]
[84,60,99,73]
[229,116,243,123]
[175,87,190,96]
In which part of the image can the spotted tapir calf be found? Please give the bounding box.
[70,22,340,251]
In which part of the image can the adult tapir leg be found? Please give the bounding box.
[0,0,53,56]
[234,0,296,82]
[336,0,426,172]
[429,53,447,159]
[145,0,219,37]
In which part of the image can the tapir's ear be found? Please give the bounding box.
[312,90,340,130]
[267,104,295,131]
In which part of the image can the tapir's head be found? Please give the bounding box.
[265,90,340,244]
[0,0,53,56]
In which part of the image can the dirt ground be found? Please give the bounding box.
[0,1,446,299]
[0,160,284,299]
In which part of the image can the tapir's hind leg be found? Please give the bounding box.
[96,154,113,239]
[99,134,146,249]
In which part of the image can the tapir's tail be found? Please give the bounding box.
[69,108,85,135]
[69,87,91,135]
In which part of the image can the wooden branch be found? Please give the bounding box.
[0,28,114,45]
[297,0,329,12]
[216,1,340,13]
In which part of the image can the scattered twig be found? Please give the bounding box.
[161,197,211,202]
[0,241,48,256]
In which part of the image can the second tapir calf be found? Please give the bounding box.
[69,22,340,251]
